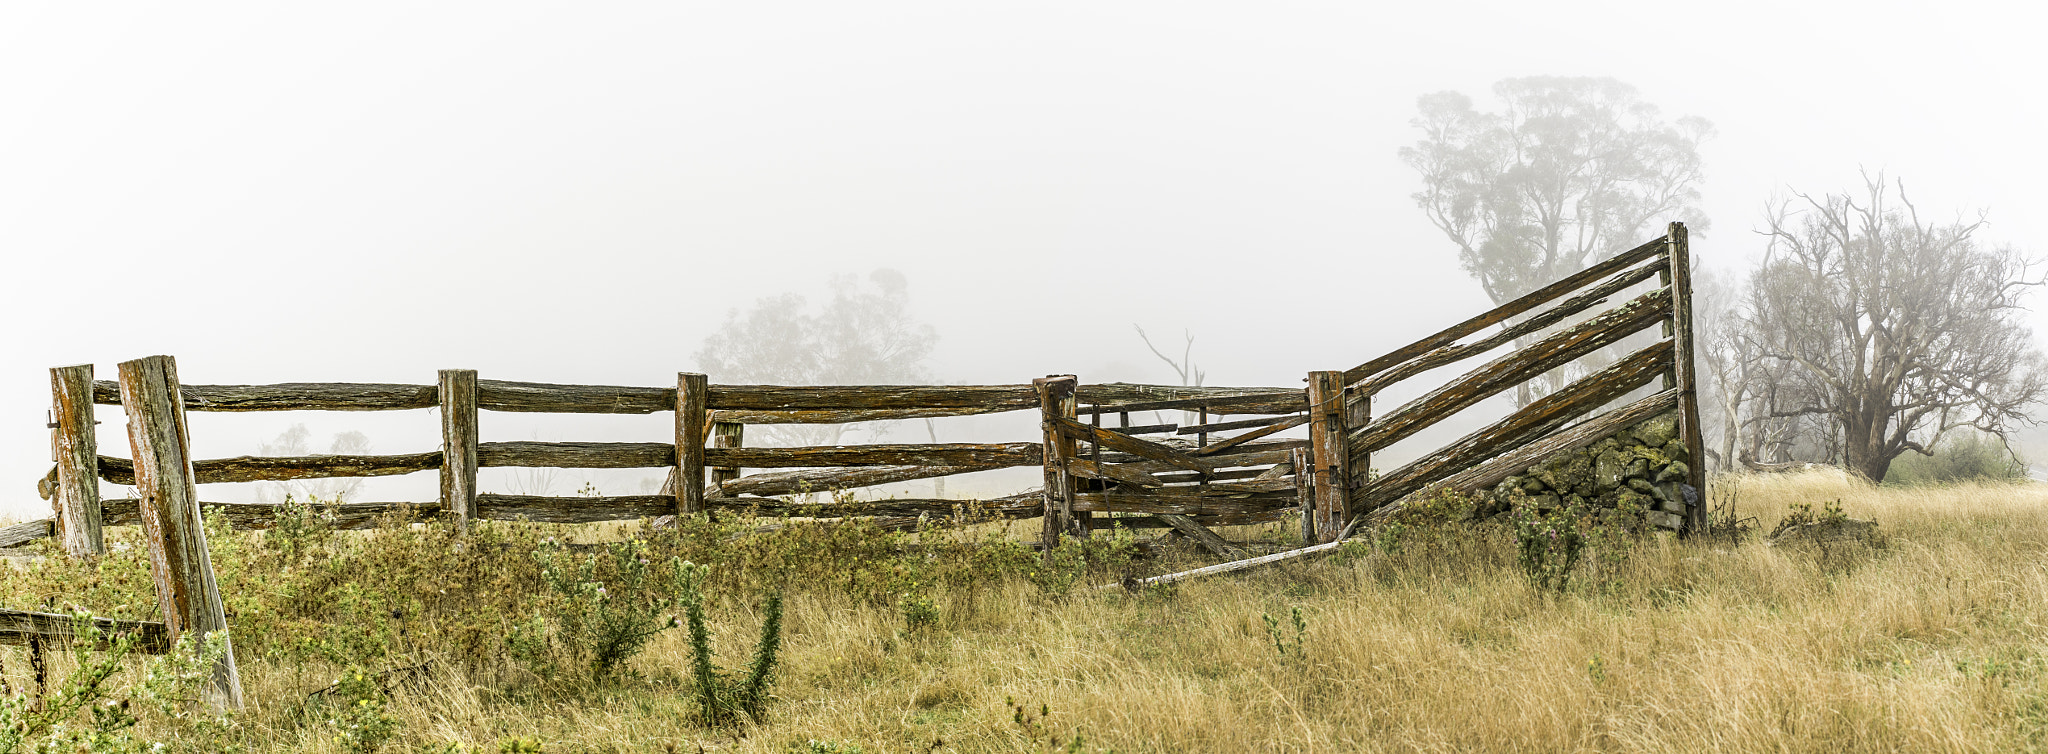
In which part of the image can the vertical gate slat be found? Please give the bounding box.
[50,364,104,557]
[1665,222,1709,530]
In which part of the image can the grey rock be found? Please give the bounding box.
[1594,449,1627,491]
[1627,478,1656,494]
[1635,415,1679,447]
[1655,461,1690,484]
[1646,510,1684,530]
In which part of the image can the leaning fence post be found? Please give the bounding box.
[50,364,105,557]
[1034,375,1079,549]
[439,369,479,529]
[675,373,709,516]
[117,355,244,710]
[709,421,744,495]
[1664,222,1709,531]
[1306,371,1350,543]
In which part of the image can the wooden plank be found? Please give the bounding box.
[1353,343,1675,514]
[1156,514,1245,558]
[1364,390,1680,526]
[1177,413,1303,436]
[1305,372,1350,543]
[101,499,438,530]
[1071,490,1297,515]
[1346,287,1673,458]
[1036,376,1081,544]
[707,443,1041,468]
[1108,442,1306,474]
[1354,261,1665,395]
[1077,386,1305,416]
[1666,222,1709,531]
[712,384,1039,411]
[1095,422,1178,436]
[719,463,1002,498]
[1154,467,1276,485]
[1050,416,1219,475]
[1343,237,1668,384]
[477,442,671,468]
[51,364,105,557]
[1,609,171,654]
[85,453,438,485]
[0,518,53,548]
[1192,414,1310,456]
[90,380,437,411]
[1103,538,1355,592]
[1294,447,1314,544]
[476,379,672,414]
[439,370,479,528]
[1065,458,1166,488]
[710,406,1019,424]
[116,355,243,710]
[709,421,745,492]
[475,494,677,524]
[677,373,709,516]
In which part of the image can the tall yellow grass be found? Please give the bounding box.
[14,470,2048,752]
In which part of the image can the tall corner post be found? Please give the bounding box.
[1034,375,1079,549]
[439,369,479,530]
[1664,222,1709,531]
[708,420,744,495]
[116,355,244,710]
[675,373,709,516]
[50,364,104,557]
[1306,371,1351,543]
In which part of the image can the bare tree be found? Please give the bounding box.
[1402,77,1711,405]
[1739,173,2046,482]
[1134,325,1205,426]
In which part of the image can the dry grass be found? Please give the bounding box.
[11,471,2048,752]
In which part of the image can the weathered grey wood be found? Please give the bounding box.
[476,493,677,523]
[1154,467,1278,485]
[1107,442,1307,475]
[91,380,438,411]
[1037,376,1081,544]
[1354,261,1666,395]
[1353,343,1675,514]
[1065,458,1166,488]
[83,452,437,485]
[1,609,171,654]
[475,442,668,468]
[1051,417,1219,475]
[1343,237,1668,384]
[101,499,438,530]
[51,364,104,557]
[1095,422,1178,436]
[1293,447,1314,544]
[713,384,1040,411]
[0,518,53,548]
[1071,490,1297,515]
[1193,413,1309,457]
[710,421,745,492]
[1346,287,1673,458]
[1157,514,1245,558]
[1176,413,1303,436]
[476,379,672,414]
[676,373,709,516]
[1306,371,1349,543]
[709,406,1019,424]
[1666,222,1709,531]
[1078,386,1305,416]
[1104,538,1355,591]
[116,355,243,710]
[1365,391,1681,526]
[719,463,1002,497]
[706,443,1042,468]
[439,370,479,528]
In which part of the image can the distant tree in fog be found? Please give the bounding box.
[1400,76,1712,405]
[1735,174,2045,482]
[1402,77,1712,304]
[259,424,371,500]
[696,268,938,446]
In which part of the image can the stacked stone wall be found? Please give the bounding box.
[1473,411,1695,531]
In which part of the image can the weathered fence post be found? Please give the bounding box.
[709,421,744,495]
[439,369,479,529]
[675,373,709,516]
[1664,222,1709,531]
[50,364,104,557]
[1035,375,1079,548]
[1292,447,1314,544]
[116,355,244,710]
[1306,371,1351,543]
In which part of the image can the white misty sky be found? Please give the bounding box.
[4,1,2042,519]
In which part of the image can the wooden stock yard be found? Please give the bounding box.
[14,224,1704,651]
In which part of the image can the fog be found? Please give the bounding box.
[5,1,2043,519]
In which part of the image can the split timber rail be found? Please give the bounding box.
[6,224,1702,701]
